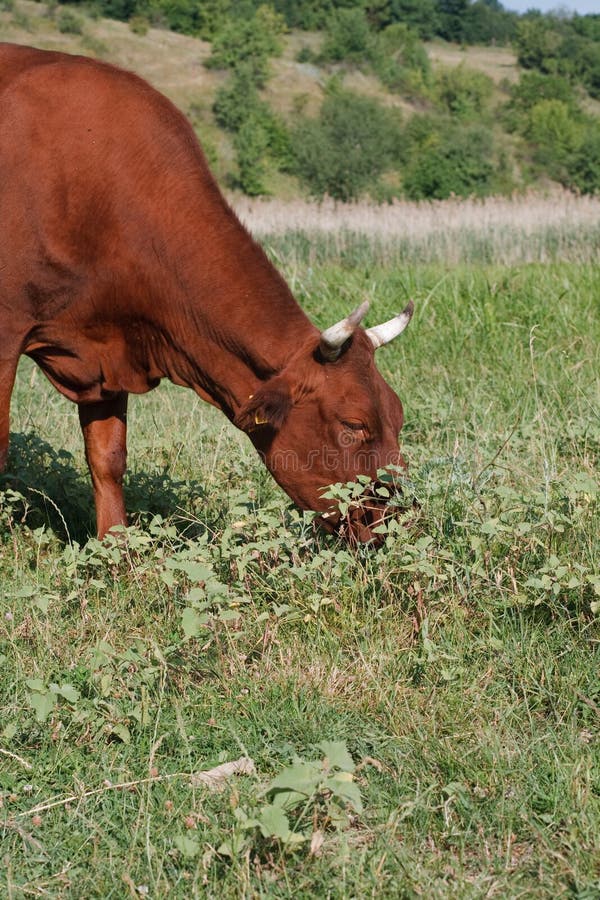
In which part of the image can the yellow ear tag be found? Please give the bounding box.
[254,412,268,426]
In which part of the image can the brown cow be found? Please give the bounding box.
[0,43,413,542]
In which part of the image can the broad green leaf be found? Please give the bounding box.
[57,684,81,703]
[181,607,209,639]
[268,761,321,798]
[319,741,354,772]
[28,691,56,723]
[327,775,363,813]
[257,804,292,840]
[174,835,200,858]
[111,723,131,744]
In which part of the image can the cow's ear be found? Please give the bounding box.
[234,382,292,433]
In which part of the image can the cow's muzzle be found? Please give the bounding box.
[316,482,416,547]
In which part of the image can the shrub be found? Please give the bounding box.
[403,124,496,200]
[319,7,372,65]
[213,66,263,133]
[506,72,577,121]
[207,5,285,87]
[566,122,600,194]
[433,64,493,119]
[234,115,270,195]
[367,0,440,40]
[372,23,430,95]
[514,17,563,72]
[292,86,402,202]
[527,99,582,178]
[57,8,84,33]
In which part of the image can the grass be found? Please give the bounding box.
[1,252,599,897]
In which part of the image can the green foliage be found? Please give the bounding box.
[372,23,431,95]
[367,0,441,40]
[514,13,600,100]
[433,63,493,119]
[527,99,582,179]
[461,0,516,45]
[220,742,361,856]
[565,120,600,194]
[505,71,578,131]
[213,66,291,195]
[292,85,402,201]
[319,7,372,65]
[403,123,496,199]
[514,17,563,72]
[57,7,84,33]
[207,4,285,87]
[234,116,270,195]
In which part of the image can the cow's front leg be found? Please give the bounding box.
[78,393,128,538]
[0,355,20,471]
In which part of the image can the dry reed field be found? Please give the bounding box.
[235,190,600,265]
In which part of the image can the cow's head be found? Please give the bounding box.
[235,301,413,544]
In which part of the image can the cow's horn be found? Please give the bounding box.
[319,300,370,361]
[366,300,414,350]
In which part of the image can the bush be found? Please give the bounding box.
[207,5,285,86]
[234,115,270,195]
[514,17,563,72]
[527,99,582,178]
[506,72,577,120]
[403,124,496,200]
[367,0,440,40]
[372,23,430,95]
[319,7,372,65]
[567,122,600,194]
[292,86,402,202]
[433,64,493,119]
[57,8,84,33]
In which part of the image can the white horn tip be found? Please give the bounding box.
[366,300,415,350]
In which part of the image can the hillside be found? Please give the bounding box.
[0,1,598,202]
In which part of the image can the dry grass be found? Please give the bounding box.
[426,40,519,84]
[234,190,600,264]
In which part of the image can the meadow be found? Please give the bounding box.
[1,230,599,897]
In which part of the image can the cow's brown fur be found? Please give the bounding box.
[0,43,407,541]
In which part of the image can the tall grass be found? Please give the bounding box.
[1,259,599,898]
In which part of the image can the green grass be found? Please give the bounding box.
[1,259,599,898]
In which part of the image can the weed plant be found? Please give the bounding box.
[1,256,599,897]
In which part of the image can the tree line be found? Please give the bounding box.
[53,0,600,200]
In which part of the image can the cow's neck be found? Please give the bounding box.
[147,215,317,420]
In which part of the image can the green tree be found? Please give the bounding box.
[567,122,600,194]
[292,86,401,201]
[403,124,496,199]
[527,99,582,178]
[433,64,493,118]
[234,115,270,195]
[367,0,440,39]
[320,7,373,64]
[372,23,430,94]
[207,5,285,86]
[514,17,563,72]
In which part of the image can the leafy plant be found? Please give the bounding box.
[219,742,362,857]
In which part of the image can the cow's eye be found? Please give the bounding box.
[341,420,369,439]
